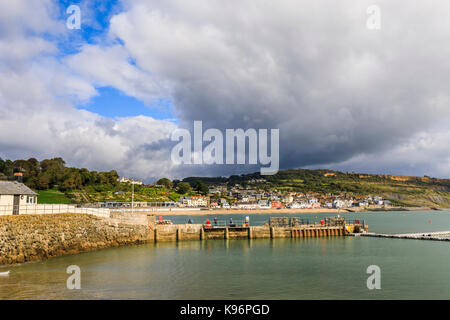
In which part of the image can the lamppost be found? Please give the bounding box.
[131,183,134,213]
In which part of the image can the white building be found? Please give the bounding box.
[332,199,345,209]
[236,202,258,210]
[191,196,208,207]
[179,196,192,207]
[118,177,143,185]
[359,201,369,207]
[179,196,208,207]
[0,181,38,215]
[324,202,333,208]
[289,202,308,209]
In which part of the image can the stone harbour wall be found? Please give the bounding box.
[0,213,155,265]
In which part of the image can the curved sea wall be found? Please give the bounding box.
[0,213,155,265]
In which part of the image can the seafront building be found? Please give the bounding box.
[118,177,144,185]
[0,181,38,215]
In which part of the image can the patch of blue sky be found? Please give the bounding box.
[78,87,175,120]
[41,2,173,120]
[53,0,123,56]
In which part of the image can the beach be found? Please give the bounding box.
[132,206,438,216]
[146,208,349,216]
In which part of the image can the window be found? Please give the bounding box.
[26,196,35,204]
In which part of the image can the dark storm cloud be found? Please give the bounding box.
[108,0,450,177]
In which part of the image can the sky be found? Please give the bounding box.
[0,0,450,182]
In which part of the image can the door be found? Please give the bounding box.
[13,195,20,215]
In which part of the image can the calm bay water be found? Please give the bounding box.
[1,210,450,300]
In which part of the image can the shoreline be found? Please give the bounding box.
[132,206,440,216]
[143,208,349,216]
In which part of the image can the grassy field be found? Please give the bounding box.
[38,189,73,204]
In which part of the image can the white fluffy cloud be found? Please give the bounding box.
[65,44,168,104]
[0,0,179,181]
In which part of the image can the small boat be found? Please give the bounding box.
[0,271,10,277]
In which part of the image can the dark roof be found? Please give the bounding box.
[0,181,37,196]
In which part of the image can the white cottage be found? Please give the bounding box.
[0,181,37,215]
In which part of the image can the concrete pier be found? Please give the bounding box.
[153,224,362,242]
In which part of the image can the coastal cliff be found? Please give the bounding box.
[0,213,155,265]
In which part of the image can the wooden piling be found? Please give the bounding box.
[200,228,205,240]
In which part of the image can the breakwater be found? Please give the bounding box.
[0,213,367,266]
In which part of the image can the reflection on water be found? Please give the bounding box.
[1,210,450,300]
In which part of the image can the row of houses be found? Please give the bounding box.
[179,196,209,207]
[204,184,390,209]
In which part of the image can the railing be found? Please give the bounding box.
[203,219,249,228]
[270,217,312,227]
[99,201,177,208]
[110,207,203,212]
[0,204,110,218]
[269,217,360,227]
[345,219,366,226]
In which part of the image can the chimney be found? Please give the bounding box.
[14,172,23,183]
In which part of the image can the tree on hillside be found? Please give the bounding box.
[36,174,51,190]
[0,158,5,174]
[193,180,209,195]
[60,172,83,191]
[0,156,122,191]
[0,159,13,177]
[157,178,173,189]
[176,182,192,194]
